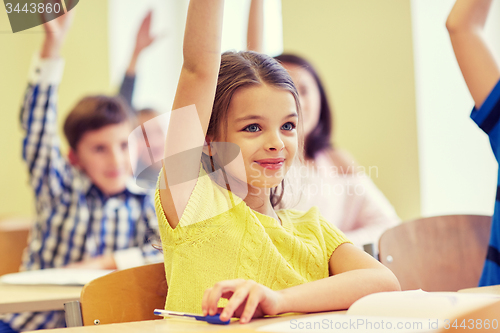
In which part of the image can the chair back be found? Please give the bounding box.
[379,215,491,292]
[80,262,167,325]
[0,217,33,276]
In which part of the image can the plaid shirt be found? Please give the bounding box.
[4,57,162,332]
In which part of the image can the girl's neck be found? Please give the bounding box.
[208,167,280,223]
[244,186,280,223]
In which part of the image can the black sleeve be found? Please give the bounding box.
[119,73,136,108]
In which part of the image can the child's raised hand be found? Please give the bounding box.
[133,11,158,56]
[40,4,75,58]
[202,279,283,324]
[41,2,75,39]
[126,10,162,75]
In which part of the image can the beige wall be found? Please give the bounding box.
[0,0,110,217]
[1,0,420,221]
[282,0,421,220]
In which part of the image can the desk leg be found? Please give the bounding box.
[64,300,83,327]
[363,243,379,260]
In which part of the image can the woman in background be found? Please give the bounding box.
[247,0,400,249]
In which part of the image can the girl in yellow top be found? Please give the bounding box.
[156,0,400,324]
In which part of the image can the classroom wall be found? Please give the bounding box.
[108,0,183,114]
[281,0,421,220]
[1,0,420,220]
[412,0,500,217]
[0,0,110,218]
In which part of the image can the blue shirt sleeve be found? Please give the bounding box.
[471,79,500,159]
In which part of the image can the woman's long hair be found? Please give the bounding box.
[274,54,333,160]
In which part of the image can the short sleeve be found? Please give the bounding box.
[318,214,352,260]
[471,79,500,157]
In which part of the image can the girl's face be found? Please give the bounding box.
[220,84,298,190]
[281,63,321,137]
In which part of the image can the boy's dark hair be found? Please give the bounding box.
[64,95,133,150]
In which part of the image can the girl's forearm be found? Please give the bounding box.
[447,0,500,108]
[183,0,224,76]
[247,0,264,52]
[446,0,493,33]
[277,268,400,314]
[41,36,63,59]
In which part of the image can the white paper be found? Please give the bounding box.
[347,290,500,320]
[0,269,114,286]
[257,290,500,333]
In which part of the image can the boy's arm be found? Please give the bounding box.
[22,11,75,197]
[247,0,264,52]
[119,11,157,107]
[447,0,500,108]
[118,73,136,108]
[20,11,80,272]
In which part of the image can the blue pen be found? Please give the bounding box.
[153,309,230,325]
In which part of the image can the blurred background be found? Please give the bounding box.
[1,0,499,221]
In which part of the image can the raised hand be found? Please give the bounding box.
[447,0,500,108]
[247,0,264,52]
[134,11,157,55]
[127,11,161,75]
[202,279,283,324]
[40,4,76,58]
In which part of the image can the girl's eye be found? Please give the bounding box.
[94,146,105,153]
[281,122,296,131]
[244,124,261,132]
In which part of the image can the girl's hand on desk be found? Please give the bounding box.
[202,279,283,324]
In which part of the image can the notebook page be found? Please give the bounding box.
[0,268,113,285]
[347,290,500,320]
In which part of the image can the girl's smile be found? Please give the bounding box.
[254,158,285,170]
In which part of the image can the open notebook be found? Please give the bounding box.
[0,268,114,286]
[258,290,500,333]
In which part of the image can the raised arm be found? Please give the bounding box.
[447,0,500,108]
[126,11,157,77]
[119,11,157,106]
[247,0,264,52]
[159,0,224,228]
[21,10,74,189]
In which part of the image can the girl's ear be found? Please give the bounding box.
[68,149,80,167]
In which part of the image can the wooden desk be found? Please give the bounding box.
[458,284,500,295]
[36,311,346,333]
[0,282,82,314]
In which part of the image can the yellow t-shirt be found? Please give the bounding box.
[155,166,350,314]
